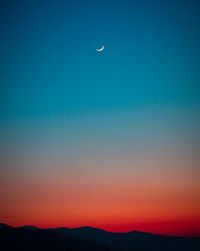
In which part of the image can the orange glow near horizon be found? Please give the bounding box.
[1,153,200,237]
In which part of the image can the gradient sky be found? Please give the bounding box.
[0,0,200,236]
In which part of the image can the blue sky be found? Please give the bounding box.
[0,0,199,178]
[1,0,199,119]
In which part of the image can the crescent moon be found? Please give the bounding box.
[96,45,104,52]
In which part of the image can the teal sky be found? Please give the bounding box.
[1,0,200,119]
[0,0,199,165]
[1,0,199,159]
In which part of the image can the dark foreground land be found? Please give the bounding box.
[0,223,200,251]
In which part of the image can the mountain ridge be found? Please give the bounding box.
[1,222,200,238]
[1,222,200,251]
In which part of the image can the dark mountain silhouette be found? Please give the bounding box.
[1,223,200,251]
[18,225,40,231]
[51,225,200,251]
[0,223,12,229]
[0,224,119,251]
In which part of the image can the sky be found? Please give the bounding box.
[0,0,200,236]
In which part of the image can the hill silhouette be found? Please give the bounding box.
[51,225,200,251]
[1,223,200,251]
[0,224,118,251]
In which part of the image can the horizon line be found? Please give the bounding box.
[1,222,200,238]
